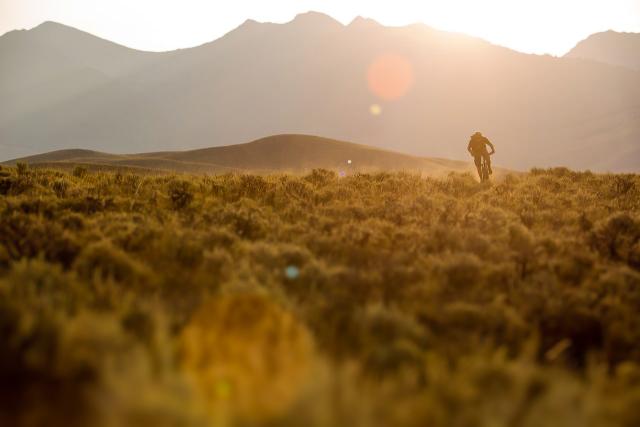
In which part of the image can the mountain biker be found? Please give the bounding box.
[467,131,495,178]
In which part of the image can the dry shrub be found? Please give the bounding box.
[354,305,427,378]
[538,307,604,368]
[509,223,536,278]
[179,293,314,423]
[52,178,68,197]
[0,174,33,196]
[62,195,106,214]
[0,300,94,427]
[0,177,12,195]
[304,168,337,187]
[74,240,151,283]
[438,253,483,293]
[72,166,88,179]
[0,212,80,268]
[239,174,270,198]
[168,179,194,210]
[16,162,28,176]
[591,213,640,269]
[1,167,640,426]
[213,199,269,239]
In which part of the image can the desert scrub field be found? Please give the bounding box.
[1,164,639,427]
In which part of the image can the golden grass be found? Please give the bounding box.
[0,164,639,427]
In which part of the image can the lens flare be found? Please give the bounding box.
[285,265,300,279]
[369,104,382,116]
[367,54,415,101]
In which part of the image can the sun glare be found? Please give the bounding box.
[367,53,415,101]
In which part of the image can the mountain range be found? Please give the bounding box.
[1,13,639,171]
[565,30,640,71]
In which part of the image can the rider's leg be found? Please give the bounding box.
[474,155,482,177]
[483,153,492,174]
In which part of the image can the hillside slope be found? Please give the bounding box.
[1,14,639,171]
[565,30,640,70]
[2,134,479,175]
[0,22,165,129]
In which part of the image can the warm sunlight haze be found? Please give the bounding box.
[1,0,639,55]
[1,1,640,426]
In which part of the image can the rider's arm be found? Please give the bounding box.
[486,141,496,155]
[467,141,473,155]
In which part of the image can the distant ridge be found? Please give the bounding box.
[565,30,640,70]
[2,134,485,176]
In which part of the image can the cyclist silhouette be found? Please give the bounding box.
[467,132,495,179]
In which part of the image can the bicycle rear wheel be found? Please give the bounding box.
[480,160,489,182]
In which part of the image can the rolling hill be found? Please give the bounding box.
[2,134,482,175]
[1,13,639,171]
[565,30,640,70]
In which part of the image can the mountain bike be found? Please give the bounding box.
[479,156,491,183]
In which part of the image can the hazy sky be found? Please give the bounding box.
[1,0,639,55]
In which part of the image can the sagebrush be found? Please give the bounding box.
[1,165,639,427]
